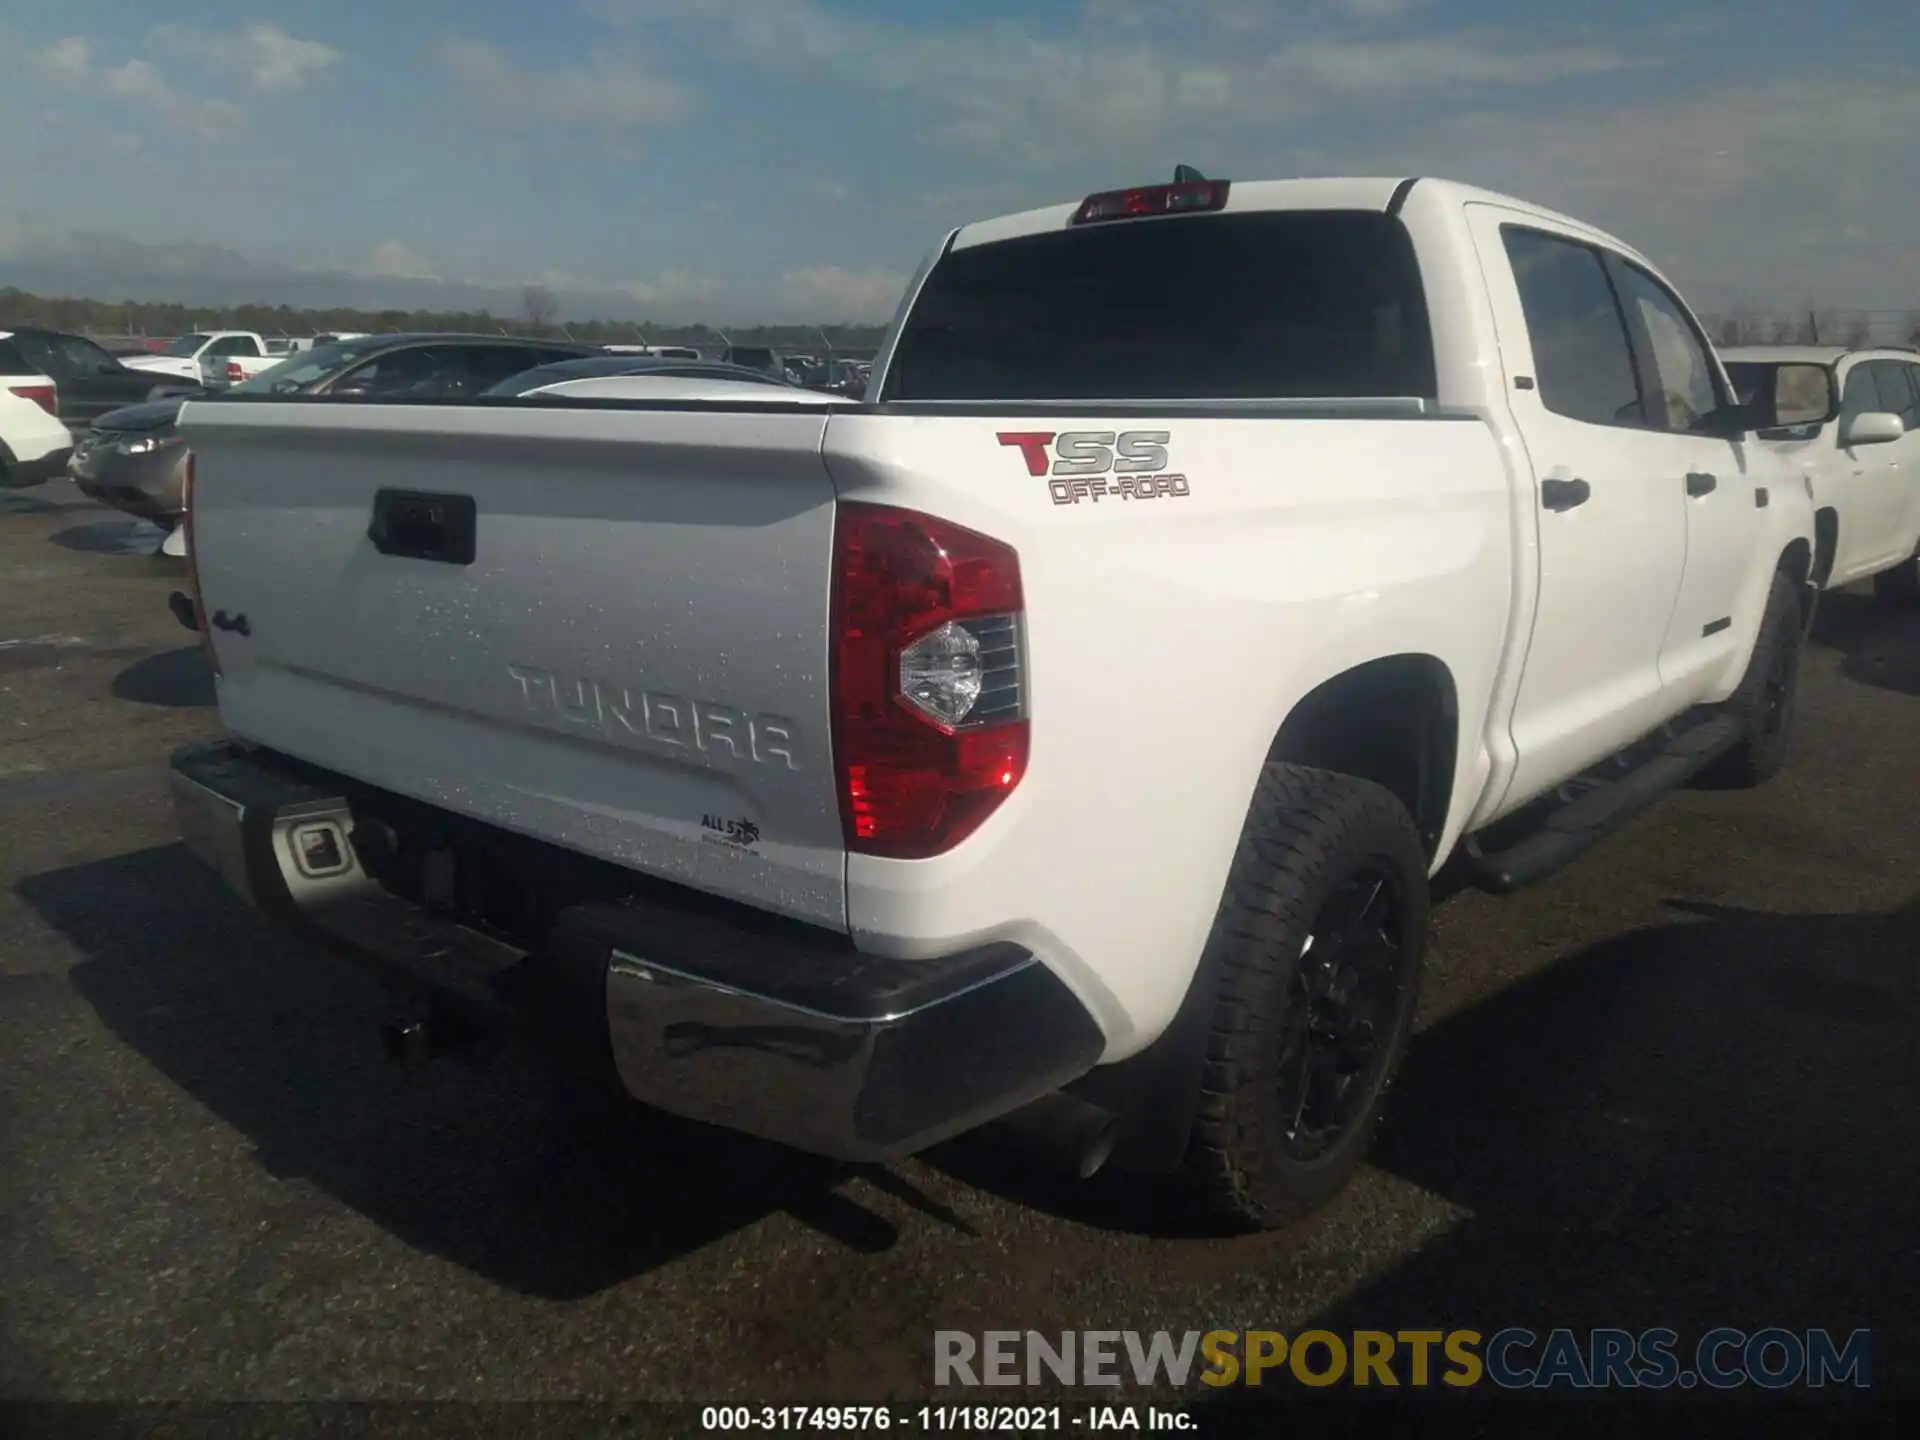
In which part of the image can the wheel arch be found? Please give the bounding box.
[1264,653,1461,862]
[1066,653,1460,1173]
[1811,507,1837,588]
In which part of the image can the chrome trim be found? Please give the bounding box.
[168,740,1107,1165]
[605,938,1100,1163]
[169,768,251,898]
[607,948,1036,1027]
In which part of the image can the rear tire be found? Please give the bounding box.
[1184,764,1428,1231]
[1704,570,1804,788]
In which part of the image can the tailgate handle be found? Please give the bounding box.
[368,489,477,566]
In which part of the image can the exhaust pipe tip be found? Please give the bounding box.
[979,1090,1121,1180]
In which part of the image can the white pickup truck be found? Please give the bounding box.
[167,174,1825,1228]
[121,330,278,387]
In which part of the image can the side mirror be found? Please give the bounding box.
[1840,411,1904,448]
[97,360,121,375]
[1768,361,1839,427]
[1714,359,1838,438]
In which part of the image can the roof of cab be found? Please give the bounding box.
[948,175,1644,259]
[1717,345,1920,365]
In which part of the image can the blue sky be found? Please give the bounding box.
[2,0,1916,322]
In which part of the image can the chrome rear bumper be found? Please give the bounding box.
[168,740,1105,1161]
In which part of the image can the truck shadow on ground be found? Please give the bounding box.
[1810,590,1920,697]
[47,519,168,556]
[111,645,216,708]
[21,842,969,1300]
[1197,891,1919,1417]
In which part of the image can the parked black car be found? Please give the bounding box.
[73,333,597,535]
[0,327,183,426]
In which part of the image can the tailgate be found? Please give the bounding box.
[180,400,849,928]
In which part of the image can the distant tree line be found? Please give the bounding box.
[1703,309,1920,348]
[0,285,891,353]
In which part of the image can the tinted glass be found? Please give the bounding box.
[0,339,33,375]
[1725,361,1835,431]
[161,333,211,357]
[1613,263,1721,433]
[1502,228,1642,427]
[5,332,62,375]
[1839,363,1884,420]
[57,335,114,371]
[887,211,1436,402]
[460,346,566,388]
[1902,365,1920,427]
[1865,361,1919,428]
[231,338,392,393]
[333,346,468,397]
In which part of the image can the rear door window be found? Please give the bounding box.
[333,347,468,397]
[884,210,1437,402]
[459,346,560,389]
[6,332,69,377]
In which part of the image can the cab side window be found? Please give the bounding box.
[1609,262,1722,434]
[1501,227,1644,427]
[1869,361,1920,430]
[1838,363,1884,424]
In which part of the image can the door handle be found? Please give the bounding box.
[1540,478,1590,512]
[1686,471,1717,497]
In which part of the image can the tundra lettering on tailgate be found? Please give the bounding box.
[997,430,1193,506]
[508,665,801,769]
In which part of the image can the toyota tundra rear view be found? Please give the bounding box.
[168,173,1817,1227]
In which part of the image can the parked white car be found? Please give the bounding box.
[1721,345,1920,598]
[120,330,277,387]
[0,334,73,487]
[167,173,1821,1229]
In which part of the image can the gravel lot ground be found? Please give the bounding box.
[2,479,1915,1426]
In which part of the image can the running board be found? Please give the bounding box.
[1462,714,1743,895]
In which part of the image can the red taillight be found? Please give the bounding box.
[225,361,244,384]
[9,383,58,417]
[830,503,1028,859]
[1071,179,1231,225]
[182,455,221,678]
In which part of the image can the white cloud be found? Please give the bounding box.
[433,37,694,129]
[154,23,342,94]
[587,0,1643,163]
[364,240,438,280]
[34,36,240,138]
[1333,0,1428,19]
[776,265,910,322]
[1374,77,1920,310]
[37,36,92,81]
